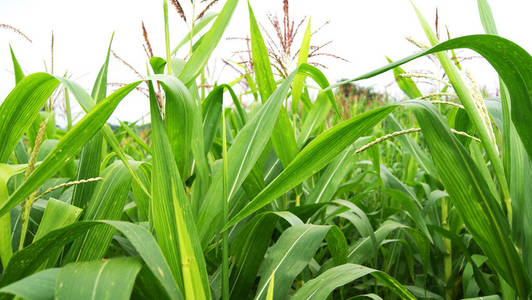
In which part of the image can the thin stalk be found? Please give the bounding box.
[442,196,452,300]
[163,0,172,75]
[48,31,54,112]
[190,0,196,57]
[412,3,511,221]
[0,180,12,267]
[19,119,48,250]
[221,109,230,300]
[65,87,72,129]
[200,69,206,99]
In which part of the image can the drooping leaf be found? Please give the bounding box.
[0,220,183,300]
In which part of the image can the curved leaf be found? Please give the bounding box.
[254,224,330,300]
[292,263,414,300]
[0,268,58,300]
[225,105,397,229]
[406,100,529,296]
[0,81,141,217]
[0,220,183,300]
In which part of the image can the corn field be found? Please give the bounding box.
[1,0,532,299]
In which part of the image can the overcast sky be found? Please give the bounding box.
[1,0,531,124]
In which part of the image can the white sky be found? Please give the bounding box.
[1,0,531,125]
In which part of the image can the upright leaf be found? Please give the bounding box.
[407,100,530,297]
[197,71,298,246]
[248,3,298,167]
[255,224,330,300]
[71,35,113,209]
[148,82,210,299]
[178,0,239,84]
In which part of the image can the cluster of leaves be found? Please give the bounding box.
[0,0,532,299]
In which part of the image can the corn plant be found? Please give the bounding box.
[0,0,531,299]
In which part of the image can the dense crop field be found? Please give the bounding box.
[1,0,532,299]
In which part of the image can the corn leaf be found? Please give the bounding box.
[0,268,58,300]
[291,18,312,112]
[254,224,330,300]
[0,220,183,300]
[0,73,60,163]
[248,2,298,167]
[71,35,113,209]
[179,0,238,84]
[9,45,24,84]
[197,70,298,246]
[0,80,141,218]
[406,100,530,297]
[148,81,210,299]
[55,257,142,300]
[225,105,397,229]
[65,161,132,262]
[292,263,415,300]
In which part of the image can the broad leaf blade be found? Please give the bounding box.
[55,257,141,300]
[292,263,415,300]
[255,224,330,300]
[148,81,210,299]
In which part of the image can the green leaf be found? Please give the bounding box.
[325,225,348,266]
[0,80,141,218]
[66,161,132,262]
[9,45,25,84]
[197,70,299,245]
[477,0,498,35]
[148,81,210,299]
[178,0,238,84]
[0,268,58,300]
[0,73,60,163]
[386,56,421,99]
[291,18,312,112]
[55,257,142,300]
[159,74,196,178]
[60,77,150,199]
[306,146,356,204]
[71,35,113,209]
[33,199,82,268]
[254,224,330,300]
[202,84,245,154]
[247,2,298,168]
[292,263,415,300]
[386,115,437,178]
[337,34,532,164]
[171,12,218,55]
[348,220,406,264]
[0,220,183,300]
[406,100,530,296]
[229,213,277,299]
[225,105,396,229]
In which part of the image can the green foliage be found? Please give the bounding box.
[0,0,531,299]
